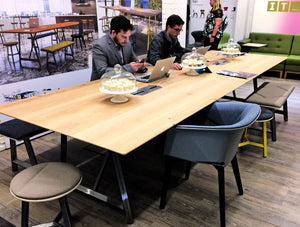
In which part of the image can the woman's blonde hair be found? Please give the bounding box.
[212,0,221,11]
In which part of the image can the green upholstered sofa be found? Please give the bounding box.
[239,32,297,78]
[284,35,300,78]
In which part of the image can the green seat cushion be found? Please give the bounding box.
[41,41,74,53]
[286,55,300,65]
[4,41,18,46]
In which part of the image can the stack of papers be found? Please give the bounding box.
[217,70,257,79]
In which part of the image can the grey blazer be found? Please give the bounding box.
[90,34,137,81]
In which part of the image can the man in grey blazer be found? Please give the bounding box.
[91,15,146,81]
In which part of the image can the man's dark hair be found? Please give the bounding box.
[110,15,133,34]
[166,14,184,30]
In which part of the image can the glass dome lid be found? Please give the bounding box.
[100,64,137,94]
[181,47,207,68]
[221,39,241,54]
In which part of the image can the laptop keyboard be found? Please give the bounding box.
[139,72,151,79]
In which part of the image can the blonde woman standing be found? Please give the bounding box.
[203,0,224,50]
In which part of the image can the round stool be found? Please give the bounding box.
[20,22,27,28]
[11,22,18,29]
[3,41,19,69]
[10,162,82,227]
[239,107,274,157]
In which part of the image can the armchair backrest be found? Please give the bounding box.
[164,102,261,166]
[248,32,293,55]
[218,32,230,49]
[290,35,300,55]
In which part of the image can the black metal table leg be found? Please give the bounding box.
[61,134,67,162]
[111,152,133,224]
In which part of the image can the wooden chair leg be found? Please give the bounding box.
[21,201,29,227]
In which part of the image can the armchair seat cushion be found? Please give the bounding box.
[286,55,300,65]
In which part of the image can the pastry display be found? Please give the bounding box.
[101,78,136,93]
[182,58,205,67]
[220,39,241,56]
[181,47,207,69]
[180,47,208,75]
[99,64,137,103]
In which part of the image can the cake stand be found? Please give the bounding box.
[180,64,207,76]
[99,86,138,103]
[220,51,243,60]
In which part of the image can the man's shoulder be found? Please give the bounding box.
[151,31,167,44]
[95,34,111,46]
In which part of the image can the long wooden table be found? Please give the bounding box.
[1,22,79,70]
[0,51,286,223]
[101,5,162,49]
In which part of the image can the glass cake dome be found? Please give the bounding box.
[99,64,137,103]
[220,39,241,54]
[181,47,207,69]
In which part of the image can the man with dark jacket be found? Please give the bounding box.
[147,14,188,70]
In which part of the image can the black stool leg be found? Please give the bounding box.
[271,116,276,141]
[21,201,29,227]
[59,196,71,227]
[10,139,18,171]
[231,155,243,195]
[215,165,225,227]
[23,138,38,166]
[283,101,288,121]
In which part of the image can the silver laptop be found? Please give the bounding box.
[136,57,176,83]
[196,46,211,55]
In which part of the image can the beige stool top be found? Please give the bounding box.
[247,82,295,108]
[10,162,82,202]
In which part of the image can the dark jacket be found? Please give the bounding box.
[147,30,187,66]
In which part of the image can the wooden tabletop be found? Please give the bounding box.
[100,5,162,17]
[1,22,79,34]
[0,51,286,155]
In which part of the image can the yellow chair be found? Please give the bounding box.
[239,107,274,157]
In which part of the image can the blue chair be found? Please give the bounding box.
[160,101,261,227]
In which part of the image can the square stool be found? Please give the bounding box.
[0,119,47,171]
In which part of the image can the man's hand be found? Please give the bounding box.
[172,62,182,70]
[130,61,147,72]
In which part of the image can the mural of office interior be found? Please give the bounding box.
[120,0,162,10]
